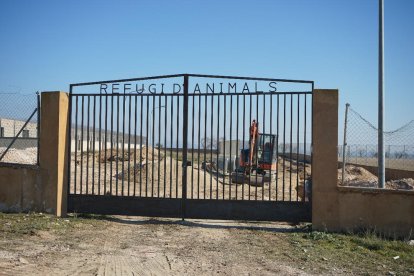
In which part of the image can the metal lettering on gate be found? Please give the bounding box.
[67,74,313,222]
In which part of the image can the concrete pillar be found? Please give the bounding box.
[312,89,340,231]
[39,92,69,217]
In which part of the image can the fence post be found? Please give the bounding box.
[341,103,350,185]
[37,91,41,165]
[312,89,340,231]
[181,75,189,221]
[39,92,69,217]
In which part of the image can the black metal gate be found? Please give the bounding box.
[67,74,313,222]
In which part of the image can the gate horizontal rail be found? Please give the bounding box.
[68,195,311,222]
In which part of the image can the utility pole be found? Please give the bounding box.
[378,0,385,188]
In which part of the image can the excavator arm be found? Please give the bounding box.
[248,120,259,168]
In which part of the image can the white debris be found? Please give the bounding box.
[0,147,37,164]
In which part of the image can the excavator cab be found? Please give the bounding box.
[233,120,277,184]
[257,133,277,171]
[238,120,277,175]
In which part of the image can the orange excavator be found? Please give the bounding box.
[235,120,277,178]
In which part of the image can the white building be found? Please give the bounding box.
[0,118,146,152]
[70,127,146,152]
[0,118,37,138]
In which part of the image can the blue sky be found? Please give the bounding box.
[0,0,413,132]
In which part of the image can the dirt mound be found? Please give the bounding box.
[117,156,178,183]
[386,178,414,190]
[339,165,414,190]
[338,165,378,187]
[115,156,218,198]
[98,146,163,163]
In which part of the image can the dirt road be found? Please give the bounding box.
[1,214,413,275]
[0,216,308,276]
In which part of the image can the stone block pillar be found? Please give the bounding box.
[312,89,340,230]
[39,92,69,217]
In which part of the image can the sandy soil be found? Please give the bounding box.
[0,216,310,276]
[70,147,311,201]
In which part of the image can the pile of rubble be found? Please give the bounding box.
[0,147,37,164]
[386,178,414,190]
[339,165,414,190]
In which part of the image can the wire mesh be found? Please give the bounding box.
[340,105,414,189]
[0,93,39,165]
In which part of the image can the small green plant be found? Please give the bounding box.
[303,231,334,241]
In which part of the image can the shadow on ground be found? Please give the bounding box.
[72,213,311,233]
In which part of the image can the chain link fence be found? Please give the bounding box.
[0,93,40,165]
[339,104,414,189]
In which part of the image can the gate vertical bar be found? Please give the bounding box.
[191,90,195,199]
[296,94,300,201]
[164,95,167,198]
[140,95,143,196]
[67,86,73,197]
[80,96,84,194]
[116,96,120,195]
[289,94,293,200]
[98,95,102,195]
[74,96,78,194]
[303,94,307,201]
[134,96,137,195]
[310,82,314,205]
[210,94,213,199]
[158,95,161,197]
[276,94,279,201]
[104,95,108,194]
[197,94,201,199]
[181,75,189,220]
[170,96,173,198]
[37,92,41,166]
[86,96,90,194]
[128,96,132,195]
[122,94,126,196]
[92,96,96,195]
[216,94,220,200]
